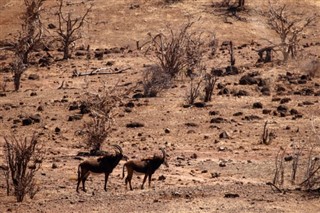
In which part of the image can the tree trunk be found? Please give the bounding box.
[63,43,69,60]
[239,0,245,7]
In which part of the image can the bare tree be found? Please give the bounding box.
[267,1,317,62]
[3,133,43,202]
[55,0,92,60]
[0,0,45,91]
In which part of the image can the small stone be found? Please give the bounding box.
[253,102,263,109]
[28,74,40,80]
[30,92,37,96]
[52,163,58,169]
[158,175,166,181]
[55,127,61,133]
[22,118,33,126]
[219,161,226,167]
[211,172,220,178]
[68,114,83,121]
[224,193,239,198]
[219,131,230,139]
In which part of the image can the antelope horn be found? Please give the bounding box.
[112,144,123,154]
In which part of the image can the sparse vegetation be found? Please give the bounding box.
[0,0,320,211]
[80,83,126,153]
[270,120,320,192]
[3,133,43,202]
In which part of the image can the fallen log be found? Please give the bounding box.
[72,67,131,77]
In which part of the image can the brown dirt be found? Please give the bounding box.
[0,0,320,212]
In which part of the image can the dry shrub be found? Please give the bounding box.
[147,21,206,78]
[80,84,126,153]
[270,119,320,192]
[143,65,171,97]
[3,132,43,202]
[203,73,218,102]
[83,117,110,152]
[186,76,202,105]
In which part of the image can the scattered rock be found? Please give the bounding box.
[22,118,33,126]
[233,112,243,116]
[224,193,239,198]
[219,161,227,167]
[164,128,171,133]
[158,175,166,181]
[185,122,198,127]
[243,115,261,121]
[262,109,272,114]
[233,90,249,97]
[125,102,135,108]
[209,110,219,115]
[193,102,206,108]
[48,23,56,29]
[280,98,291,104]
[132,93,144,99]
[290,109,299,115]
[239,75,258,85]
[94,51,104,60]
[284,156,293,161]
[126,122,144,128]
[187,130,196,134]
[79,103,90,114]
[252,102,263,109]
[69,102,79,111]
[211,172,220,178]
[277,105,288,114]
[68,114,83,121]
[30,92,37,96]
[37,105,44,112]
[55,127,61,133]
[28,74,40,80]
[52,163,58,169]
[211,68,224,76]
[211,117,227,123]
[219,131,230,139]
[190,153,197,159]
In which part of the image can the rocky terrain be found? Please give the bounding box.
[0,0,320,212]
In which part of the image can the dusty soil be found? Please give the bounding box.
[0,0,320,212]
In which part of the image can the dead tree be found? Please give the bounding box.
[0,0,45,91]
[55,0,92,60]
[268,1,317,62]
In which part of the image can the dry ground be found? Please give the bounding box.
[0,0,320,212]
